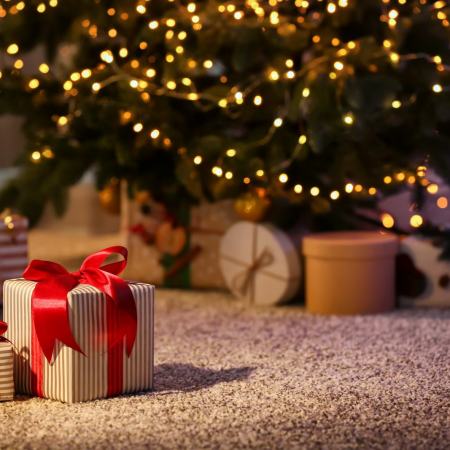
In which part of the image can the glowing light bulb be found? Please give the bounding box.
[410,214,423,228]
[279,173,288,183]
[273,117,283,127]
[381,213,395,229]
[28,79,40,89]
[7,44,19,55]
[302,87,310,98]
[133,123,143,133]
[343,113,354,125]
[437,196,448,209]
[330,190,340,200]
[253,95,263,106]
[345,183,354,193]
[226,149,236,157]
[298,135,307,145]
[39,63,50,74]
[193,155,202,165]
[310,187,320,196]
[150,129,160,139]
[294,184,303,194]
[433,84,443,93]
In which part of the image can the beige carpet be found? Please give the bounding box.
[1,290,450,450]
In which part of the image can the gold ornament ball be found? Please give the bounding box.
[234,191,271,222]
[98,180,121,215]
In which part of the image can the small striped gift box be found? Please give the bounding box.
[0,213,28,305]
[0,341,14,401]
[4,279,154,403]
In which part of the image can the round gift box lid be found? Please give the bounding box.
[303,231,399,260]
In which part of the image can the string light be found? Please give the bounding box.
[278,173,288,183]
[381,213,395,229]
[410,214,423,228]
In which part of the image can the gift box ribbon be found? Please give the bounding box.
[23,246,138,398]
[0,320,9,343]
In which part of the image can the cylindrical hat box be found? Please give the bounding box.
[303,231,399,315]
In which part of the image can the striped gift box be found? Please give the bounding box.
[3,279,154,403]
[0,214,28,305]
[0,341,14,401]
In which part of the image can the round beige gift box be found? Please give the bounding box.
[303,231,399,315]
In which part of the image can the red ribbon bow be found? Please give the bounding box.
[0,320,7,342]
[23,246,137,362]
[23,246,138,397]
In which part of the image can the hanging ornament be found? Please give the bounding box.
[234,189,271,222]
[98,179,121,215]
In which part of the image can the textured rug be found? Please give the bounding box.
[1,289,450,450]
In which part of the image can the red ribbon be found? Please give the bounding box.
[23,246,138,397]
[0,320,8,343]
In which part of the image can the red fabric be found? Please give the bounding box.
[0,320,7,343]
[23,246,138,397]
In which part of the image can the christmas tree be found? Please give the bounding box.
[1,0,450,241]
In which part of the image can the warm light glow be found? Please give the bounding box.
[410,214,423,228]
[381,213,395,229]
[392,100,401,108]
[279,173,288,183]
[330,190,340,200]
[433,84,443,93]
[253,95,263,106]
[334,61,344,71]
[310,187,320,196]
[437,196,448,209]
[39,63,50,74]
[150,129,160,139]
[427,183,439,194]
[368,187,377,195]
[225,171,233,179]
[343,113,354,125]
[193,155,202,165]
[273,117,283,127]
[31,151,41,161]
[28,79,40,89]
[345,183,354,193]
[57,116,68,126]
[133,123,143,133]
[294,184,303,194]
[226,148,236,157]
[100,50,114,64]
[384,176,392,184]
[7,44,19,55]
[298,135,307,145]
[302,87,310,98]
[212,166,223,177]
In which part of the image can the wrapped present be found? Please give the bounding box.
[122,190,238,288]
[397,236,450,308]
[219,222,301,305]
[3,246,154,403]
[0,211,28,304]
[0,321,14,401]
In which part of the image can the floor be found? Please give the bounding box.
[1,289,449,450]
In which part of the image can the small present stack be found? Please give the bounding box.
[3,246,155,403]
[0,210,28,305]
[0,321,14,402]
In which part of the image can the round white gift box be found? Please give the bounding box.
[303,231,399,315]
[220,221,301,306]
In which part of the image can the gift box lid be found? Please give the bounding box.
[303,231,399,260]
